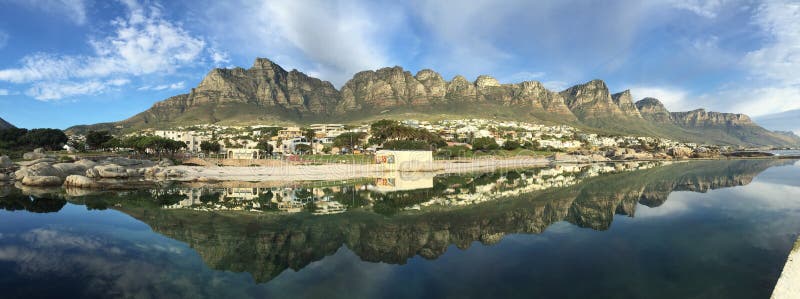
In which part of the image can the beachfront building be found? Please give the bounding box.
[375,150,438,171]
[154,130,211,152]
[277,127,304,140]
[310,124,346,138]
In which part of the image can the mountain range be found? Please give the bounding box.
[754,109,800,137]
[68,58,800,147]
[0,117,15,130]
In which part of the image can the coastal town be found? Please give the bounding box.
[63,118,730,161]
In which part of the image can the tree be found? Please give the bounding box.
[303,128,316,154]
[472,137,499,151]
[295,143,312,154]
[382,140,429,150]
[19,129,68,151]
[333,132,366,151]
[256,140,273,156]
[200,140,221,154]
[86,131,113,150]
[368,119,446,149]
[502,140,521,150]
[102,138,124,151]
[0,128,29,149]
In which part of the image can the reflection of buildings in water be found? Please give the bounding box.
[162,162,667,212]
[370,172,435,193]
[312,200,347,215]
[418,161,664,208]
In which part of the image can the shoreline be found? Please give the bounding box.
[172,157,554,183]
[772,237,800,298]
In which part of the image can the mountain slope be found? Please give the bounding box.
[67,57,800,147]
[0,117,15,129]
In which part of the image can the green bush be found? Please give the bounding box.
[436,145,472,158]
[502,140,521,150]
[382,140,430,150]
[472,137,499,151]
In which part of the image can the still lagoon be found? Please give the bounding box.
[1,159,799,298]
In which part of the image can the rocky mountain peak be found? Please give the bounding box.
[560,79,624,119]
[475,75,501,89]
[414,69,442,81]
[635,97,672,123]
[251,57,283,71]
[611,90,642,118]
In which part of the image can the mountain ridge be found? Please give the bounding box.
[67,57,800,147]
[0,117,15,129]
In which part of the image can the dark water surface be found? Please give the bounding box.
[1,160,799,298]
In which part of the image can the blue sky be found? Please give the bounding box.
[0,0,798,130]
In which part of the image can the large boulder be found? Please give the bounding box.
[18,158,57,167]
[52,163,88,176]
[692,147,720,158]
[158,158,174,167]
[63,175,98,188]
[0,155,12,168]
[22,148,49,160]
[15,162,64,180]
[0,173,10,181]
[21,175,63,186]
[95,164,129,179]
[668,146,693,159]
[103,157,154,167]
[85,168,100,178]
[74,159,98,169]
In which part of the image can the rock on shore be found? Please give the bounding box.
[12,156,162,188]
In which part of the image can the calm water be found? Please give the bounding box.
[1,160,799,298]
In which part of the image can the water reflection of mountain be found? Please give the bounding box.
[108,160,792,283]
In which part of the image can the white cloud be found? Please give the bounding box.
[744,0,800,85]
[629,86,691,111]
[0,89,9,96]
[25,78,130,101]
[10,0,89,25]
[0,1,207,100]
[719,85,800,117]
[202,0,404,86]
[137,81,185,91]
[542,81,569,91]
[502,71,546,84]
[209,48,230,66]
[668,0,729,18]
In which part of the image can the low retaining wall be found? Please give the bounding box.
[772,237,800,298]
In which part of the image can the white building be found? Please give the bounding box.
[154,130,210,152]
